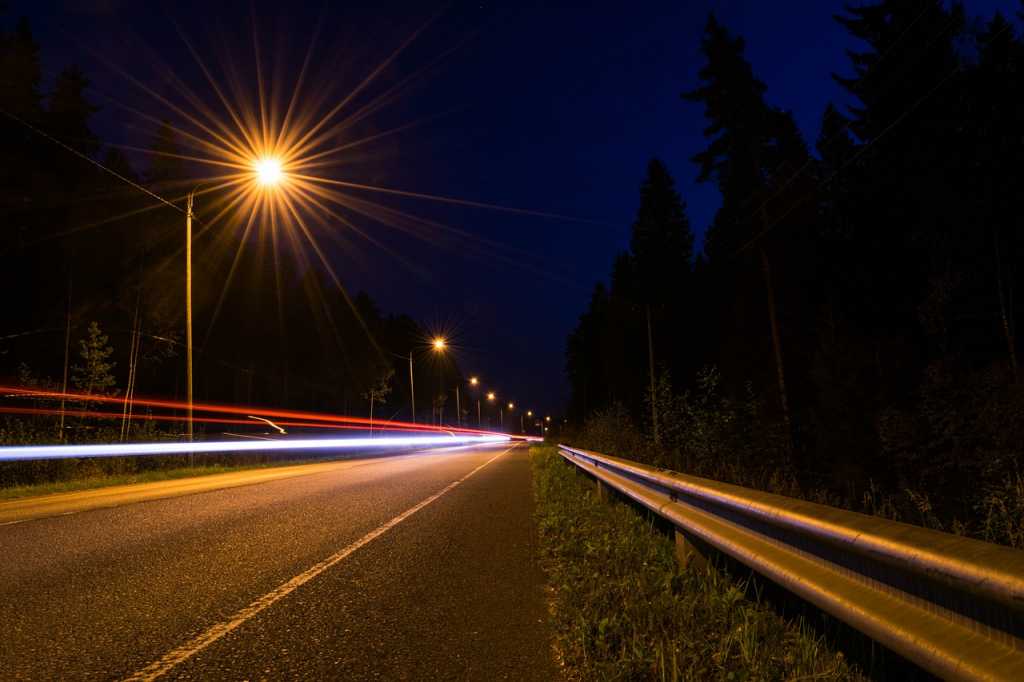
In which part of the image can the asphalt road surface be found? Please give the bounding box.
[0,442,559,680]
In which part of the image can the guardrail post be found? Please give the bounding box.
[674,528,708,571]
[595,478,609,502]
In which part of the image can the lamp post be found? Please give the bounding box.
[185,158,282,451]
[470,376,480,427]
[185,190,196,451]
[487,391,496,428]
[432,337,447,425]
[408,352,415,423]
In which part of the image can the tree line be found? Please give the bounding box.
[566,1,1024,529]
[0,13,462,435]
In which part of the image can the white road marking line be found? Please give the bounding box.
[124,444,516,681]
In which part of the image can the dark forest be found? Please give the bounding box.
[565,2,1024,546]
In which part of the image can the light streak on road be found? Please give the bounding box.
[0,405,472,435]
[248,416,286,434]
[0,434,510,462]
[0,386,497,436]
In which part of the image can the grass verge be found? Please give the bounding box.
[530,445,863,681]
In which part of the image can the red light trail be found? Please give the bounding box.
[0,385,497,437]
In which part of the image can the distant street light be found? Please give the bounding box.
[469,376,481,426]
[485,391,499,429]
[431,337,448,425]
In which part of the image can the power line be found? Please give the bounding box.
[0,107,183,214]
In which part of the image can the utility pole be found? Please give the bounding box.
[408,351,416,423]
[456,385,461,427]
[185,190,195,465]
[59,276,72,442]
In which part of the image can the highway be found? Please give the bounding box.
[0,442,558,680]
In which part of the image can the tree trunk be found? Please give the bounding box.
[994,225,1018,379]
[759,248,792,444]
[646,304,659,444]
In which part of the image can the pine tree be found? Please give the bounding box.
[0,17,42,118]
[72,321,117,396]
[566,283,610,421]
[363,367,394,432]
[630,158,693,304]
[834,1,962,145]
[683,14,810,437]
[47,65,98,156]
[148,120,185,194]
[832,0,966,397]
[626,159,694,441]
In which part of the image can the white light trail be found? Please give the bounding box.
[0,434,510,462]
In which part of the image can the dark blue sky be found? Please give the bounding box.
[11,0,1020,414]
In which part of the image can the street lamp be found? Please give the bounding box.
[184,158,284,448]
[486,391,497,429]
[432,337,447,425]
[256,158,283,186]
[468,376,479,425]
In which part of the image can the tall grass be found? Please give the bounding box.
[531,445,862,681]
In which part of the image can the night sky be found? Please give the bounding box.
[11,0,1020,415]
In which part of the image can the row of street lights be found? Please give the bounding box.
[426,336,550,435]
[182,166,550,438]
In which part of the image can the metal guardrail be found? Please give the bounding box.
[558,444,1024,681]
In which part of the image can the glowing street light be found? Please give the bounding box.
[487,392,496,401]
[255,157,284,186]
[184,155,288,449]
[428,337,449,425]
[527,410,532,417]
[507,402,514,410]
[468,377,482,426]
